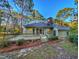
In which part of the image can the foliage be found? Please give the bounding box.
[0,40,9,48]
[16,39,25,46]
[15,28,20,33]
[0,26,4,32]
[75,0,78,4]
[14,0,34,15]
[32,10,45,20]
[0,0,11,8]
[59,41,78,55]
[69,21,78,34]
[0,10,4,26]
[69,34,78,45]
[56,8,73,20]
[11,27,21,34]
[46,34,58,40]
[54,19,66,26]
[49,36,58,40]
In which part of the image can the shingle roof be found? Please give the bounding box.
[24,22,51,28]
[52,24,70,30]
[23,22,70,30]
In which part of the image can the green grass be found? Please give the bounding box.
[59,41,78,55]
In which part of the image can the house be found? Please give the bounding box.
[23,20,70,39]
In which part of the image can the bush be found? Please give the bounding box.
[53,36,58,40]
[49,36,58,40]
[16,39,25,46]
[46,34,58,40]
[69,34,78,45]
[0,40,9,48]
[14,28,21,34]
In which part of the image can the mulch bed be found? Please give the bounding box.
[0,39,60,53]
[48,39,61,45]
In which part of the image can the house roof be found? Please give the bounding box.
[24,22,51,28]
[23,21,70,30]
[52,24,70,30]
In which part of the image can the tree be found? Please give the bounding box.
[0,0,11,29]
[32,10,45,20]
[54,19,64,26]
[56,8,73,20]
[13,0,34,33]
[0,10,4,27]
[75,0,78,3]
[56,0,78,34]
[0,0,12,40]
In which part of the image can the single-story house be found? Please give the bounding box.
[23,21,70,39]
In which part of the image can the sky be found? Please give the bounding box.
[33,0,75,18]
[8,0,75,21]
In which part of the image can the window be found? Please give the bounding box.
[33,28,35,34]
[67,32,69,35]
[53,30,56,36]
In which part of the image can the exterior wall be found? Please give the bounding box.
[58,30,68,39]
[23,27,69,40]
[24,28,45,35]
[24,28,33,34]
[44,29,48,35]
[53,28,58,36]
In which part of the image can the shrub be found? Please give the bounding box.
[14,28,21,34]
[53,36,58,40]
[46,34,58,40]
[49,36,58,40]
[0,40,9,48]
[16,39,25,46]
[69,34,78,45]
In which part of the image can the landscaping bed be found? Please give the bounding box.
[0,39,60,53]
[0,39,41,53]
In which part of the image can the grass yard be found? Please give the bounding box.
[59,40,78,55]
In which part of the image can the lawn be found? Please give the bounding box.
[59,40,78,55]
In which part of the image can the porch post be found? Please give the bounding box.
[53,28,58,36]
[33,28,34,34]
[56,29,58,36]
[42,28,44,34]
[35,28,37,35]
